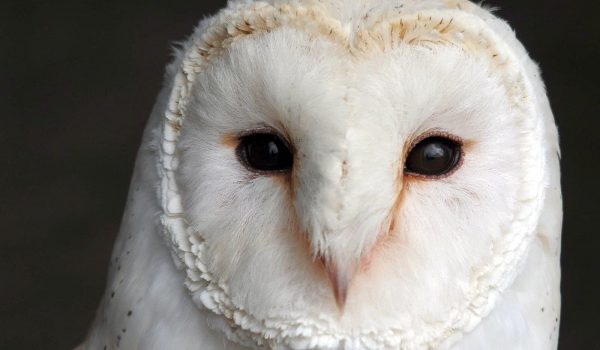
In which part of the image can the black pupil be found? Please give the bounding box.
[238,133,293,172]
[405,137,460,176]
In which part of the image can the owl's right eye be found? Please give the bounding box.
[404,136,462,178]
[237,133,293,173]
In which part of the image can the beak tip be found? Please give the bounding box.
[333,283,348,311]
[324,259,351,311]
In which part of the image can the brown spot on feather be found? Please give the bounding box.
[359,162,406,273]
[537,232,551,254]
[221,133,239,148]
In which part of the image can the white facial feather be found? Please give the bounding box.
[82,1,562,349]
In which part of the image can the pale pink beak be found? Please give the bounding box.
[321,257,358,310]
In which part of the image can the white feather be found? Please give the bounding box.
[81,1,561,349]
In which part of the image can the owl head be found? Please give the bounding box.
[156,0,556,348]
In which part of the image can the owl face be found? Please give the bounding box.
[160,2,546,348]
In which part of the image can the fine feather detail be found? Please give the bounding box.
[156,1,547,349]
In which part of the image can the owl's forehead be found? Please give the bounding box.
[189,30,507,148]
[189,0,502,65]
[184,0,520,135]
[185,0,520,122]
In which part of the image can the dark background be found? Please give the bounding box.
[1,1,598,349]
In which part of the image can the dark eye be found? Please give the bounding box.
[237,133,293,173]
[405,136,462,177]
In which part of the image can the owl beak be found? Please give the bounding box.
[321,257,358,310]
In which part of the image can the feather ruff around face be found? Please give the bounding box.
[156,1,546,349]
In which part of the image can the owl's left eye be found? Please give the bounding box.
[237,133,293,173]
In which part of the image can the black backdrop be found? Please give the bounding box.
[2,1,598,349]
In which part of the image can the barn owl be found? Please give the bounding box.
[81,0,562,349]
